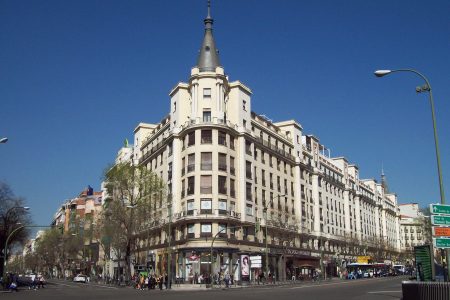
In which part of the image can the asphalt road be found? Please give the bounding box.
[2,277,405,300]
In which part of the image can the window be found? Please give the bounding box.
[201,223,212,237]
[181,179,185,197]
[246,161,252,179]
[187,153,195,172]
[218,199,227,214]
[200,175,212,194]
[201,152,212,170]
[218,131,226,146]
[246,183,252,201]
[218,153,227,171]
[203,88,211,99]
[187,176,195,195]
[230,179,236,198]
[203,111,211,123]
[243,100,247,111]
[168,162,172,180]
[201,129,212,144]
[230,157,235,175]
[218,175,227,195]
[245,140,252,155]
[218,223,227,237]
[187,223,195,238]
[200,198,212,214]
[188,131,195,146]
[229,136,235,150]
[246,204,253,216]
[187,200,194,215]
[262,170,266,186]
[173,101,176,112]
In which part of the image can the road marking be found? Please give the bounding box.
[368,291,402,293]
[289,281,354,289]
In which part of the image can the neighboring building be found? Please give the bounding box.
[399,203,426,251]
[51,187,103,277]
[112,6,402,281]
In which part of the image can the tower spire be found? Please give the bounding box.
[196,0,221,72]
[381,163,390,194]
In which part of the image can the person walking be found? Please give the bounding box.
[158,275,163,290]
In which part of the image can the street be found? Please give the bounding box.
[2,277,405,300]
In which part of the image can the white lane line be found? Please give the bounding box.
[290,281,353,289]
[368,291,402,293]
[54,282,118,289]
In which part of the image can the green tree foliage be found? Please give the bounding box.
[99,162,166,280]
[0,181,31,276]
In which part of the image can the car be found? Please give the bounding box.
[73,274,87,283]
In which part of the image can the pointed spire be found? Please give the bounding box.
[381,163,390,194]
[196,0,221,72]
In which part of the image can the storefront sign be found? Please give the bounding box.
[250,255,262,268]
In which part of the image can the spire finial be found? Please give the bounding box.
[207,0,211,19]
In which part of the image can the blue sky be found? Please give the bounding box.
[1,0,449,226]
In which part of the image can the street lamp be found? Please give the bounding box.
[263,194,285,280]
[0,137,7,144]
[374,68,448,279]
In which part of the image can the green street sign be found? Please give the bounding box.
[431,215,450,226]
[430,204,450,215]
[434,238,450,249]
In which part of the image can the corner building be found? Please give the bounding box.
[127,9,401,282]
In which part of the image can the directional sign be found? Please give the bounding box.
[430,204,450,215]
[432,227,450,237]
[434,238,450,249]
[431,215,450,226]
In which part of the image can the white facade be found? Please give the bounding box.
[399,203,426,251]
[114,8,403,281]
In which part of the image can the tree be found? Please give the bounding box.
[33,228,84,278]
[0,182,31,276]
[100,162,166,281]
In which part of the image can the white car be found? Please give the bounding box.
[73,274,87,283]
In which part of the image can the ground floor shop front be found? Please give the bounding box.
[128,245,323,283]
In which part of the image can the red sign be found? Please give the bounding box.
[433,227,450,237]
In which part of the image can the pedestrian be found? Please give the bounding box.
[164,273,168,289]
[158,275,163,290]
[224,272,230,288]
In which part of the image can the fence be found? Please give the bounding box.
[402,281,450,300]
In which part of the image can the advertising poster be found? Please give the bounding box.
[241,255,250,279]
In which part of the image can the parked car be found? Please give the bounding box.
[73,274,87,283]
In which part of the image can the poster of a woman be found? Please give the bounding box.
[241,255,250,278]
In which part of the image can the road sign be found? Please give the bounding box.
[434,238,450,249]
[433,227,450,237]
[431,215,450,226]
[430,204,450,215]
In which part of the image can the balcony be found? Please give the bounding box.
[200,187,212,194]
[201,163,212,171]
[218,164,227,172]
[230,167,235,175]
[174,209,241,221]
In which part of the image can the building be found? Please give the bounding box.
[51,187,104,277]
[114,5,402,282]
[399,203,427,252]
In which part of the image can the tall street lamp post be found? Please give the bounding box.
[263,194,285,279]
[374,69,448,279]
[166,195,172,289]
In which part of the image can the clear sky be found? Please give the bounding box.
[1,0,449,226]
